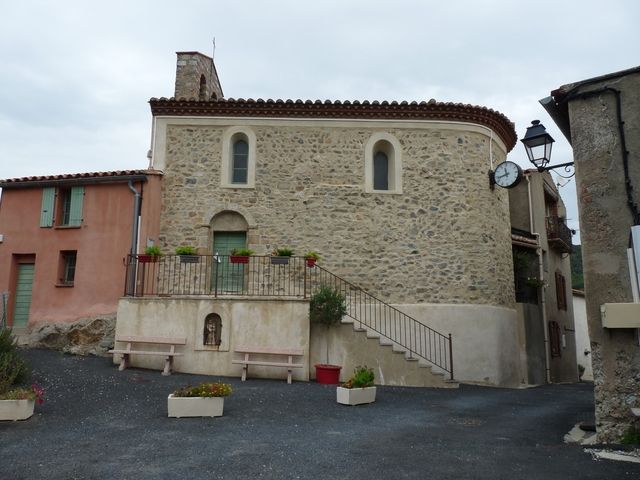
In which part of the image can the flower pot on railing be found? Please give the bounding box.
[271,256,290,265]
[305,258,317,267]
[304,251,320,268]
[138,255,159,264]
[230,255,250,264]
[175,246,199,263]
[271,248,293,265]
[179,255,200,264]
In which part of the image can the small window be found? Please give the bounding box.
[221,127,256,188]
[373,151,389,190]
[364,133,402,194]
[232,139,249,184]
[555,272,567,311]
[203,313,222,346]
[56,186,84,226]
[59,251,77,286]
[198,75,207,101]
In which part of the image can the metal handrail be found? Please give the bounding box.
[123,254,453,379]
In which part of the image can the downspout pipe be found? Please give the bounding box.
[527,174,552,384]
[127,180,142,296]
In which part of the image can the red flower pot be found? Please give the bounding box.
[230,255,249,264]
[138,255,159,263]
[314,364,342,384]
[306,258,317,267]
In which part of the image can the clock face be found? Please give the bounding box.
[493,161,523,189]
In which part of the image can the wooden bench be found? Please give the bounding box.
[232,346,304,384]
[109,335,186,376]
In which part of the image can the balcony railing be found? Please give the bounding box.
[125,254,315,298]
[546,216,573,254]
[123,254,454,379]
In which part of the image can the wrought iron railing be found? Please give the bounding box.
[123,255,453,379]
[546,216,573,253]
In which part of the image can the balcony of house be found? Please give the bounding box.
[545,216,573,254]
[124,254,325,298]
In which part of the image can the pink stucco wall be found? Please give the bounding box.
[0,174,161,327]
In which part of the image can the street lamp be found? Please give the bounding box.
[521,120,574,174]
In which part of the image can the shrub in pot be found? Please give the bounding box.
[139,245,162,263]
[168,381,232,418]
[230,248,255,264]
[310,285,347,384]
[337,365,376,405]
[271,247,294,265]
[176,245,199,263]
[304,251,320,267]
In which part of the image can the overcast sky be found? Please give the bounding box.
[1,0,639,243]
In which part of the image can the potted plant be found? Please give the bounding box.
[230,248,255,264]
[271,247,294,265]
[138,245,162,263]
[0,384,45,421]
[0,327,44,421]
[337,365,376,406]
[304,251,320,267]
[310,285,347,384]
[168,381,232,418]
[176,246,199,263]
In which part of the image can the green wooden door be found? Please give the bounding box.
[212,232,247,293]
[13,264,34,328]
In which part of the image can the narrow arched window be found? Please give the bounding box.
[232,139,249,184]
[198,75,207,101]
[373,151,389,190]
[204,313,222,346]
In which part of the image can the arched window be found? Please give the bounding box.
[204,313,222,346]
[373,151,389,190]
[221,127,257,188]
[364,133,403,194]
[232,139,249,184]
[198,75,207,101]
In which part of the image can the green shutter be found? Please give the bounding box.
[40,187,55,227]
[68,186,84,226]
[13,264,35,328]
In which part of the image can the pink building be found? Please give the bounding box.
[0,170,161,333]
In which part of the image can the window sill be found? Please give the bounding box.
[55,283,74,288]
[54,225,81,230]
[221,183,255,189]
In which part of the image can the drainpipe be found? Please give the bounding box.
[527,174,552,384]
[127,180,142,296]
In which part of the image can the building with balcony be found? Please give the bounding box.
[112,50,540,388]
[509,170,578,384]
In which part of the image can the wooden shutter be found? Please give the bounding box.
[40,187,55,227]
[555,272,567,311]
[68,186,84,226]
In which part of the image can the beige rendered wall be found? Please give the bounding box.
[154,117,514,309]
[0,179,158,327]
[310,303,520,387]
[115,297,310,381]
[572,293,594,381]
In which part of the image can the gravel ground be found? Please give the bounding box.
[1,349,639,479]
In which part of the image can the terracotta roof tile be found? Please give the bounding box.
[149,97,518,151]
[0,169,162,186]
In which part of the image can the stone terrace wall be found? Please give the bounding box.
[158,120,514,307]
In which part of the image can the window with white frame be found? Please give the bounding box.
[221,127,256,188]
[364,133,403,194]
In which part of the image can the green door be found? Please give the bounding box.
[13,264,35,328]
[212,232,247,293]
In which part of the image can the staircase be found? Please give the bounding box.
[311,265,458,388]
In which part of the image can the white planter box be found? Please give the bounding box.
[0,399,35,421]
[167,395,224,418]
[336,386,377,406]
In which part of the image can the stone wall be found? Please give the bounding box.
[157,119,514,308]
[565,70,640,441]
[174,52,223,100]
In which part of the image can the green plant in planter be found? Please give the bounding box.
[175,246,197,256]
[341,365,374,389]
[144,245,162,256]
[304,251,320,260]
[172,382,232,398]
[230,248,255,256]
[310,286,347,364]
[272,247,294,257]
[526,276,545,288]
[0,327,30,395]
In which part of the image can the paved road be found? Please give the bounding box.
[1,349,638,479]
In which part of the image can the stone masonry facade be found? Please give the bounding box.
[157,121,515,307]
